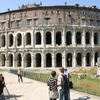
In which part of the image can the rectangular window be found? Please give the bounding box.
[4,15,6,19]
[82,19,86,25]
[20,13,23,17]
[45,18,50,25]
[58,18,62,25]
[56,10,60,14]
[51,11,54,14]
[34,12,38,16]
[27,20,32,27]
[1,22,5,29]
[45,11,48,15]
[70,18,74,25]
[10,21,14,28]
[24,13,27,17]
[16,20,21,27]
[33,19,38,26]
[97,20,100,26]
[89,20,93,26]
[12,14,15,18]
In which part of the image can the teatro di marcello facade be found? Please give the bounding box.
[0,3,100,69]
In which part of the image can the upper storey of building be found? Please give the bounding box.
[0,3,100,31]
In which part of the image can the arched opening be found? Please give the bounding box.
[56,32,62,45]
[77,53,82,67]
[26,53,31,67]
[26,33,31,45]
[86,53,91,66]
[9,34,13,47]
[1,35,5,47]
[17,33,22,46]
[56,53,62,67]
[94,33,99,44]
[67,53,72,67]
[95,52,99,66]
[66,31,72,45]
[46,53,52,67]
[46,32,51,44]
[36,53,41,67]
[17,54,22,67]
[36,32,41,44]
[1,54,5,66]
[76,32,82,44]
[8,54,13,67]
[85,32,91,44]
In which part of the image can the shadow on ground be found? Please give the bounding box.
[4,94,23,100]
[73,96,91,100]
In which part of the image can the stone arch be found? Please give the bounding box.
[66,53,72,67]
[36,32,41,44]
[94,32,99,44]
[25,53,31,67]
[76,31,82,44]
[1,54,5,66]
[8,54,13,67]
[9,34,13,47]
[66,31,72,45]
[17,33,22,46]
[86,53,91,66]
[46,32,52,44]
[77,53,82,67]
[56,31,62,45]
[46,53,52,67]
[56,53,62,67]
[26,32,31,45]
[17,54,22,67]
[36,53,41,67]
[85,32,91,44]
[1,35,5,47]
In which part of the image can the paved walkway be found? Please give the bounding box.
[1,72,100,100]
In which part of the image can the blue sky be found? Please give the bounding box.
[0,0,100,12]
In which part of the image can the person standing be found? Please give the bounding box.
[58,67,70,100]
[64,68,71,100]
[47,71,59,100]
[0,73,5,97]
[17,68,23,82]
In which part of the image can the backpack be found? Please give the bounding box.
[61,74,69,90]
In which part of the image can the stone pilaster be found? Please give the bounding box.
[62,27,66,46]
[73,50,76,67]
[83,52,86,67]
[91,30,94,47]
[52,29,55,47]
[92,51,95,67]
[82,29,86,47]
[72,28,76,47]
[41,28,45,47]
[52,52,56,68]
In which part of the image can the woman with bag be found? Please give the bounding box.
[47,71,59,100]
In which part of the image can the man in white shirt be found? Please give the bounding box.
[58,67,69,100]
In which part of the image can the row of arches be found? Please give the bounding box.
[1,31,100,47]
[1,52,99,67]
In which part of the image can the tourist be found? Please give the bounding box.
[17,68,23,82]
[64,68,71,78]
[47,71,59,100]
[64,68,71,100]
[58,67,70,100]
[0,73,5,97]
